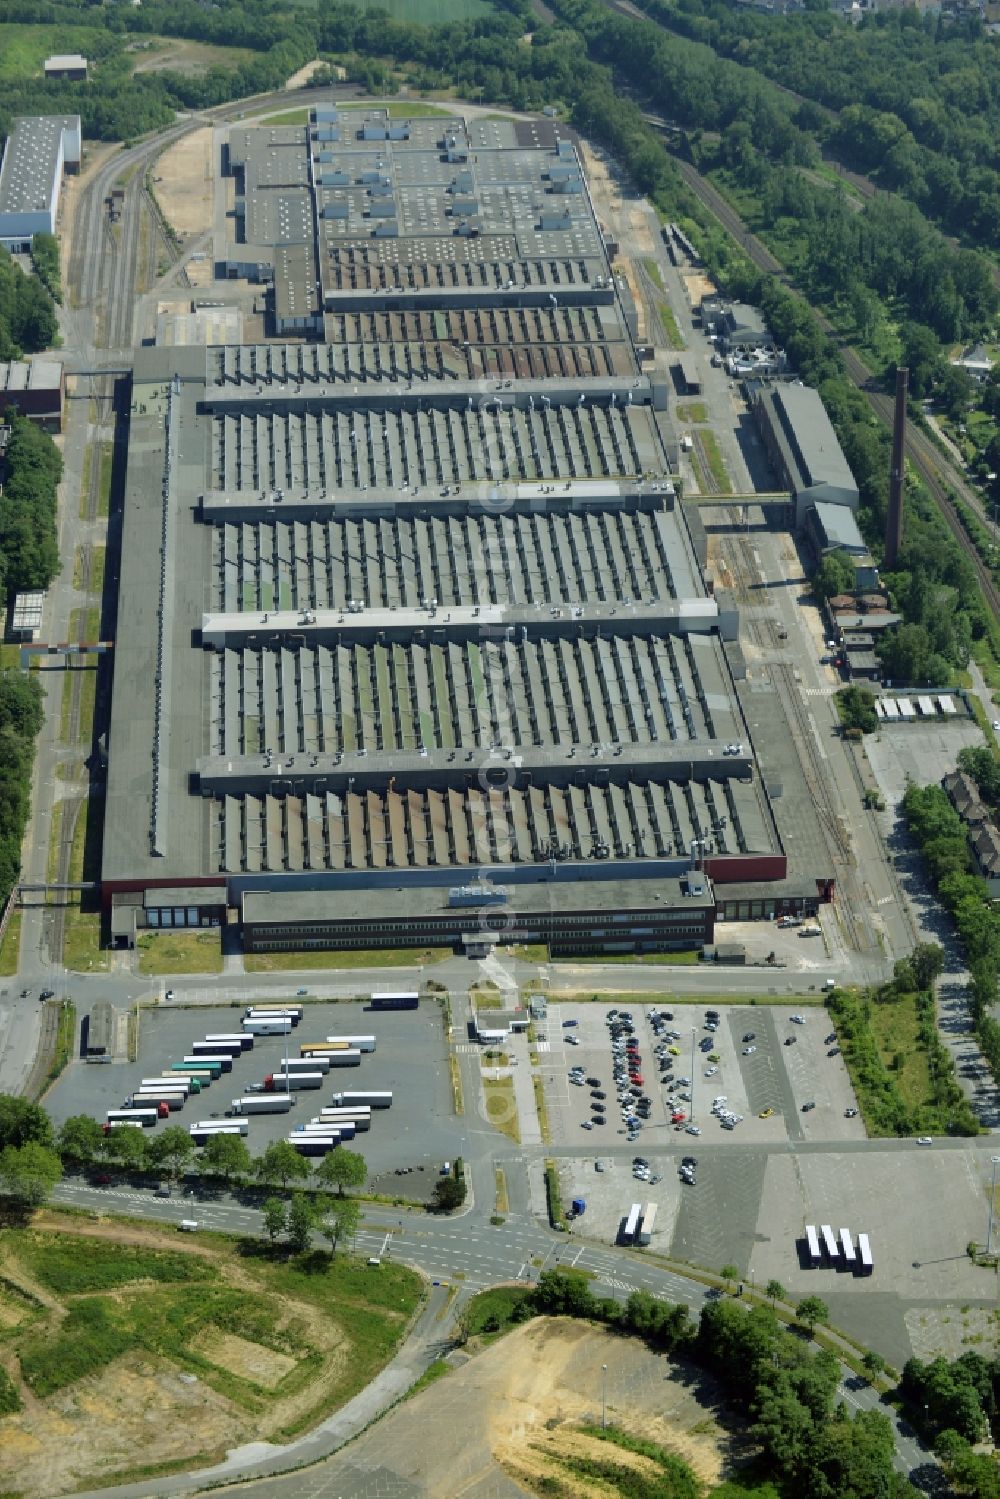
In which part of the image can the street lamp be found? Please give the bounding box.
[602,1364,608,1430]
[987,1156,1000,1257]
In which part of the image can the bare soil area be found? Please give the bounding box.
[0,1216,362,1499]
[487,1319,728,1494]
[155,126,214,237]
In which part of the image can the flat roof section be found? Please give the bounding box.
[0,115,79,215]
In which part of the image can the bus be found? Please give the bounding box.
[857,1233,873,1275]
[638,1202,657,1246]
[820,1225,839,1263]
[840,1228,856,1268]
[804,1225,822,1267]
[622,1203,643,1244]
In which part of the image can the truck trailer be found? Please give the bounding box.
[325,1035,376,1053]
[106,1109,159,1127]
[264,1071,324,1091]
[231,1093,294,1115]
[246,1004,302,1023]
[331,1091,392,1109]
[183,1053,233,1073]
[159,1073,202,1093]
[181,1057,223,1076]
[192,1039,244,1058]
[242,1017,293,1036]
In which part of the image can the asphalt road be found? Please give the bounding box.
[52,1175,935,1497]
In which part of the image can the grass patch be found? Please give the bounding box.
[495,1167,509,1216]
[830,986,980,1136]
[136,930,224,975]
[0,22,109,79]
[244,946,450,971]
[551,949,700,966]
[448,1053,464,1114]
[483,1077,520,1143]
[658,303,684,349]
[643,257,665,292]
[45,1001,76,1087]
[406,1356,450,1398]
[20,1233,214,1295]
[544,1159,565,1228]
[6,1216,423,1446]
[0,909,22,976]
[461,1285,533,1341]
[698,430,732,494]
[533,1075,551,1144]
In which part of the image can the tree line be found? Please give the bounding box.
[903,777,1000,1098]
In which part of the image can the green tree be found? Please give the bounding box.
[261,1197,287,1244]
[796,1295,830,1331]
[255,1140,310,1191]
[201,1132,251,1185]
[0,1141,62,1205]
[317,1195,360,1256]
[0,1095,53,1151]
[102,1125,148,1171]
[148,1125,195,1179]
[57,1114,103,1165]
[813,549,856,602]
[286,1192,315,1252]
[431,1174,466,1212]
[316,1147,366,1197]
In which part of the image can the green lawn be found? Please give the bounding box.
[3,1218,423,1483]
[0,23,110,80]
[483,1076,520,1143]
[136,930,224,975]
[0,909,21,976]
[244,946,450,972]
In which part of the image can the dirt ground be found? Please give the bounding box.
[487,1319,729,1495]
[682,271,717,305]
[154,126,214,238]
[0,1215,355,1499]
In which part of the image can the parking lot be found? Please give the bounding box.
[543,1002,863,1152]
[45,1000,455,1176]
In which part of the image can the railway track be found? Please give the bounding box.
[671,158,1000,632]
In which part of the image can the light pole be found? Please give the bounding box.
[987,1156,1000,1257]
[602,1364,608,1430]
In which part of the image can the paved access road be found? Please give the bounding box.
[55,1177,934,1499]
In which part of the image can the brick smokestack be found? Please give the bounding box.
[885,365,908,570]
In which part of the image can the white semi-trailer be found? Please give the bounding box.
[242,1017,293,1036]
[230,1094,294,1115]
[265,1071,324,1091]
[326,1035,376,1052]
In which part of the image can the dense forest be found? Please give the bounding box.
[632,0,1000,253]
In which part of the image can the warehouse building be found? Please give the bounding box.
[103,111,826,955]
[0,115,80,249]
[751,383,860,526]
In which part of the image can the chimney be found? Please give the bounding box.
[885,365,908,570]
